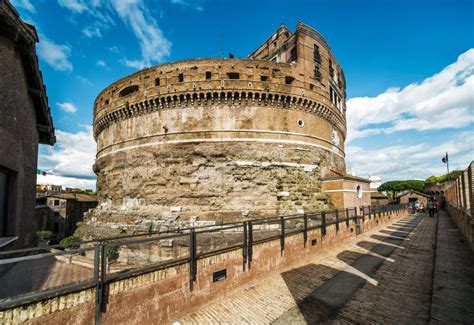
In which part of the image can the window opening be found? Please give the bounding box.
[227,72,240,80]
[285,76,295,85]
[119,85,139,97]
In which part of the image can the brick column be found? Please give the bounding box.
[461,171,467,210]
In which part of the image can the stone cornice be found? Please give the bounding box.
[93,90,347,140]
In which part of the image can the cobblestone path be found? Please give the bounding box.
[178,212,474,324]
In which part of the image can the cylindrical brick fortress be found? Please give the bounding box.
[85,23,348,234]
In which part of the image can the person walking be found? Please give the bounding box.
[427,199,435,217]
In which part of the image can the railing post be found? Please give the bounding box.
[280,216,285,256]
[242,221,247,271]
[248,221,253,270]
[189,229,197,291]
[335,209,339,231]
[303,214,308,247]
[94,243,104,325]
[368,205,372,220]
[321,212,326,237]
[345,208,350,227]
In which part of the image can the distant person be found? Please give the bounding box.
[415,200,421,212]
[427,199,435,217]
[434,199,439,216]
[420,202,425,212]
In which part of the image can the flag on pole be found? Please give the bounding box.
[36,169,47,176]
[441,152,448,164]
[441,152,449,174]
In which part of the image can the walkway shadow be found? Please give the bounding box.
[278,263,375,324]
[277,216,425,324]
[0,255,56,299]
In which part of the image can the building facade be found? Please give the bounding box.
[397,190,431,207]
[83,22,367,237]
[36,193,97,240]
[0,1,55,249]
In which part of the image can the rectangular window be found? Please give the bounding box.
[155,78,160,86]
[313,45,321,63]
[54,200,60,206]
[205,71,212,80]
[227,72,239,80]
[285,76,295,85]
[260,75,268,82]
[329,59,335,78]
[314,66,322,81]
[289,47,297,62]
[178,74,184,82]
[0,171,7,236]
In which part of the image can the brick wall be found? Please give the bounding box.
[445,162,473,251]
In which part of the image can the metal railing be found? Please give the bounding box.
[0,203,409,323]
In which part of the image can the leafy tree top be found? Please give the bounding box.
[378,180,425,193]
[425,170,463,183]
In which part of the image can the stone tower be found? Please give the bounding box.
[81,22,354,236]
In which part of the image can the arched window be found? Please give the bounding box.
[119,85,139,97]
[356,185,363,199]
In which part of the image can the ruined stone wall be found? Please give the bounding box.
[80,141,344,238]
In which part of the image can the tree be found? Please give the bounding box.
[378,180,425,199]
[425,170,463,183]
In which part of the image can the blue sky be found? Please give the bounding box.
[11,0,474,189]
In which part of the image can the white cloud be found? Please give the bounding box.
[39,127,96,185]
[96,60,106,67]
[37,37,73,72]
[36,174,96,191]
[57,0,87,13]
[109,46,119,53]
[171,0,204,11]
[109,0,171,69]
[11,0,36,13]
[57,0,171,68]
[82,25,102,38]
[57,102,77,113]
[346,49,474,142]
[346,132,474,181]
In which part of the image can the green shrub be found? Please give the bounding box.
[36,230,53,241]
[105,245,119,262]
[60,235,81,248]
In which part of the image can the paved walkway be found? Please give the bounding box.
[177,212,474,324]
[430,211,474,324]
